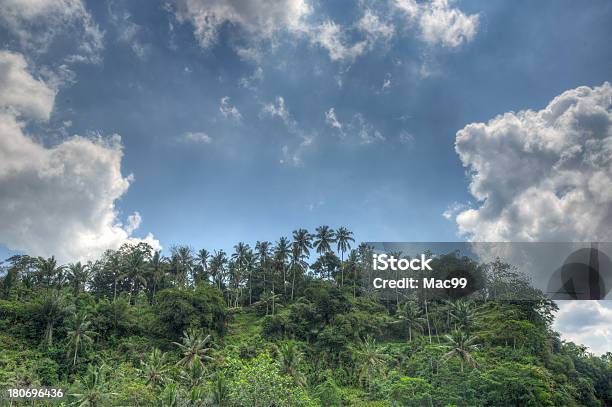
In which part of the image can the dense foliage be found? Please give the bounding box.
[0,227,610,406]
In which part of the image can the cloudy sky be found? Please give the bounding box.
[0,0,611,353]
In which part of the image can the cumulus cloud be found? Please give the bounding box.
[356,9,394,42]
[219,96,242,122]
[453,82,612,242]
[172,0,311,48]
[395,0,479,47]
[554,301,612,355]
[0,0,104,63]
[0,50,159,263]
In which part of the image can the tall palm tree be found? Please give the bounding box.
[121,250,148,303]
[335,227,354,286]
[170,245,194,287]
[209,250,227,290]
[70,364,114,407]
[292,229,312,258]
[289,243,307,301]
[351,336,388,388]
[66,311,96,367]
[255,290,282,315]
[232,242,251,305]
[277,341,306,386]
[446,300,479,332]
[37,291,73,346]
[196,248,210,284]
[172,329,215,368]
[274,237,291,298]
[255,240,272,296]
[313,225,336,255]
[67,262,91,296]
[442,330,479,373]
[36,256,64,288]
[149,251,167,301]
[141,348,169,387]
[395,301,426,342]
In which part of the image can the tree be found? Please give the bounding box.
[313,225,336,255]
[148,251,167,301]
[395,301,425,342]
[291,229,312,300]
[209,250,228,290]
[275,237,291,298]
[70,364,115,407]
[35,291,73,346]
[36,256,64,288]
[335,227,354,286]
[351,336,388,387]
[232,242,251,305]
[67,262,91,296]
[442,330,479,373]
[66,311,96,367]
[277,341,306,386]
[255,240,272,296]
[141,348,170,387]
[173,328,215,368]
[196,248,210,284]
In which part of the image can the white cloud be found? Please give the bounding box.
[453,82,612,243]
[451,83,612,356]
[0,51,56,120]
[395,0,479,47]
[311,21,368,62]
[0,0,104,63]
[262,96,293,127]
[554,301,612,355]
[0,50,159,263]
[324,107,343,130]
[109,6,150,60]
[219,96,242,122]
[182,131,212,144]
[280,134,313,166]
[172,0,311,48]
[356,9,394,41]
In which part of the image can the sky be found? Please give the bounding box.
[0,0,611,353]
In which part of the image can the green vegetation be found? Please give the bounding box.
[0,228,610,406]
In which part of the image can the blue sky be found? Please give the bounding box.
[6,0,610,255]
[1,0,611,353]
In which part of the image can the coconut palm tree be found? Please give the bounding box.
[289,243,307,301]
[120,249,148,303]
[256,290,282,315]
[277,341,306,386]
[36,256,64,288]
[37,291,73,346]
[196,248,210,284]
[141,348,170,387]
[255,240,272,295]
[446,300,479,332]
[66,311,96,367]
[209,250,227,290]
[67,262,91,296]
[351,336,389,388]
[173,329,215,368]
[70,364,115,407]
[232,242,251,305]
[149,251,167,301]
[442,330,479,373]
[274,237,291,298]
[313,225,336,255]
[395,301,426,342]
[335,227,354,286]
[170,245,194,287]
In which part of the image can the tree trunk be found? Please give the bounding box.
[291,267,296,301]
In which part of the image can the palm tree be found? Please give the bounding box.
[442,330,479,373]
[255,240,272,295]
[335,227,354,286]
[121,249,148,303]
[141,348,170,387]
[37,291,73,346]
[173,329,215,368]
[36,256,64,288]
[196,248,210,284]
[274,237,291,298]
[67,262,90,296]
[351,336,388,388]
[313,225,336,255]
[232,242,251,305]
[446,300,479,332]
[277,341,306,386]
[180,357,206,388]
[289,244,306,301]
[256,290,282,315]
[66,311,96,367]
[170,245,194,287]
[395,301,425,342]
[70,364,114,407]
[149,251,167,301]
[209,250,227,290]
